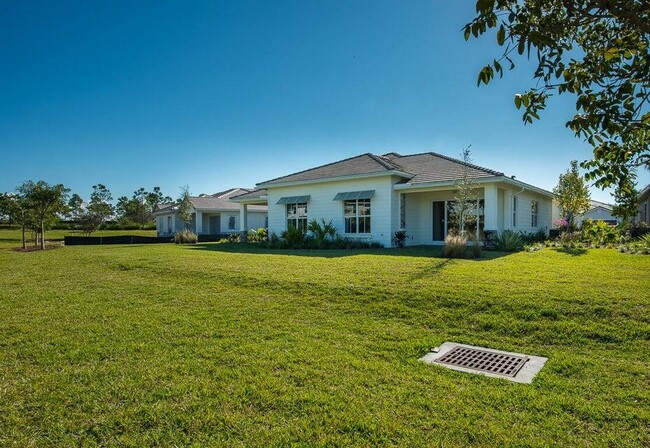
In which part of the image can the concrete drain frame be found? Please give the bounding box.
[419,342,547,384]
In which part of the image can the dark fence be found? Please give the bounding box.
[64,234,231,246]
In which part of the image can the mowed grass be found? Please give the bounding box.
[0,231,648,447]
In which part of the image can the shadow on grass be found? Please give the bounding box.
[554,247,589,256]
[186,242,514,260]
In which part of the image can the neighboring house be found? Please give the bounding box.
[575,200,619,227]
[153,188,267,237]
[230,152,554,247]
[638,184,650,226]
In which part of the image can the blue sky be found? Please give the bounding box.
[1,0,647,203]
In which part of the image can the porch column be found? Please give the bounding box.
[239,204,248,242]
[484,184,498,231]
[195,211,203,234]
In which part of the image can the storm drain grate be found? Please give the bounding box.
[435,346,528,378]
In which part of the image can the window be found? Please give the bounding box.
[531,201,539,227]
[167,216,172,233]
[286,203,307,232]
[400,194,406,229]
[512,196,518,227]
[344,199,371,233]
[228,216,236,230]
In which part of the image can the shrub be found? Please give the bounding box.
[442,232,468,258]
[227,232,241,243]
[280,224,305,248]
[174,230,197,244]
[247,227,268,243]
[494,230,524,252]
[393,230,407,248]
[619,233,650,255]
[307,219,337,246]
[581,219,620,246]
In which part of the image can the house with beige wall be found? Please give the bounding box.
[231,152,554,247]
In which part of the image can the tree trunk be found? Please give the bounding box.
[21,224,26,249]
[40,219,45,250]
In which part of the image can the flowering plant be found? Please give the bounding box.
[553,218,568,229]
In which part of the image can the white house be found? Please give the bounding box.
[153,188,267,237]
[230,152,554,247]
[575,200,619,226]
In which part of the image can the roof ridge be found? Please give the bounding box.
[369,153,414,175]
[258,153,398,186]
[395,151,504,176]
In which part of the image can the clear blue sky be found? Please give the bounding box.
[1,0,647,203]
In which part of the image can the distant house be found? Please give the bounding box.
[575,200,619,226]
[231,152,554,247]
[638,184,650,226]
[153,188,267,237]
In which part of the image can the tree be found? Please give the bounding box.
[81,184,114,234]
[465,0,649,196]
[452,147,478,235]
[553,161,591,229]
[176,185,193,231]
[0,193,34,249]
[611,178,639,224]
[67,194,84,221]
[18,181,70,250]
[115,187,171,228]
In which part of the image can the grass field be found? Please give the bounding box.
[0,229,648,446]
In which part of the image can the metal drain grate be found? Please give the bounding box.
[435,346,529,378]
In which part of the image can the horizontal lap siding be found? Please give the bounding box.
[508,190,552,234]
[267,177,397,247]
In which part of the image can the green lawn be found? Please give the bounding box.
[0,233,648,446]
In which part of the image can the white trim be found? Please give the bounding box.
[394,176,553,197]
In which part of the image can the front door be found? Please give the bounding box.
[209,215,221,235]
[432,201,445,241]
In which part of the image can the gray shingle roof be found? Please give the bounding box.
[389,152,503,184]
[230,189,268,201]
[258,153,410,186]
[257,151,503,187]
[154,188,267,214]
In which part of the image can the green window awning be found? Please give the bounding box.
[276,195,310,205]
[333,190,375,201]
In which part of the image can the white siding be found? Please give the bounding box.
[506,189,552,234]
[266,176,397,247]
[402,190,467,245]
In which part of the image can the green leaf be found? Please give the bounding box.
[604,47,618,61]
[497,25,505,45]
[464,25,471,41]
[514,95,522,108]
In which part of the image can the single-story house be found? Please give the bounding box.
[153,188,267,237]
[575,200,619,226]
[230,152,554,247]
[638,184,650,225]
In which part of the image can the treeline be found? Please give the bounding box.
[0,180,175,249]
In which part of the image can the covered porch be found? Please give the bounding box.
[397,183,504,246]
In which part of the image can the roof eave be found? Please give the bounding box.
[393,175,554,197]
[257,170,414,189]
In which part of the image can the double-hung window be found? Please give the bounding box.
[344,198,371,233]
[512,196,518,227]
[286,203,308,232]
[531,201,539,227]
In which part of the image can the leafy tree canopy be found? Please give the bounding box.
[553,160,591,227]
[465,0,649,197]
